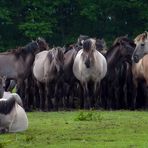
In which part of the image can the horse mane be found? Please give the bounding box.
[0,96,16,115]
[105,36,135,58]
[0,94,23,115]
[10,41,38,56]
[134,31,148,44]
[53,47,64,61]
[105,42,119,58]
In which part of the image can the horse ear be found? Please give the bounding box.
[100,38,105,44]
[36,37,45,43]
[81,40,84,45]
[144,31,148,38]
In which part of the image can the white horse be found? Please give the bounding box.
[73,38,107,109]
[0,86,28,133]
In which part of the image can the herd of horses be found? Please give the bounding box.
[0,32,148,113]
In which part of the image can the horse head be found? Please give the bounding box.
[36,37,49,52]
[132,41,148,63]
[113,35,135,57]
[132,31,148,63]
[14,37,49,58]
[96,38,107,54]
[82,38,96,68]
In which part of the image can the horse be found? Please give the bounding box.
[0,37,49,103]
[0,76,28,133]
[101,35,135,109]
[132,32,148,108]
[33,47,65,111]
[0,95,28,133]
[73,38,107,109]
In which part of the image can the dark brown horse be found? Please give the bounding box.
[101,35,135,109]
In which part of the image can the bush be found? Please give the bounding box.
[74,111,102,122]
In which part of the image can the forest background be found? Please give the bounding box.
[0,0,147,51]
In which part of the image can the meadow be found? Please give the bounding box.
[0,111,148,148]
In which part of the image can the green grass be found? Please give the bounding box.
[1,111,148,148]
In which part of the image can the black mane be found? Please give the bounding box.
[11,41,38,56]
[0,96,16,115]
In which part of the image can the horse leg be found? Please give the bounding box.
[123,83,128,109]
[79,83,84,109]
[45,82,53,111]
[33,79,40,110]
[144,80,148,109]
[62,82,72,110]
[54,80,63,111]
[82,82,90,109]
[17,79,25,106]
[37,81,45,111]
[132,78,138,110]
[0,127,8,134]
[24,78,30,111]
[93,82,100,109]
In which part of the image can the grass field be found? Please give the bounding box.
[0,110,148,148]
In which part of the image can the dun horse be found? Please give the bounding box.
[132,31,148,108]
[33,47,65,111]
[0,76,28,133]
[102,35,135,109]
[73,38,107,109]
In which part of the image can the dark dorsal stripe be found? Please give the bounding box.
[0,96,16,115]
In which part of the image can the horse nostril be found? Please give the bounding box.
[133,55,139,63]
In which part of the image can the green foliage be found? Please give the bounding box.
[19,22,53,39]
[75,111,102,121]
[0,0,148,51]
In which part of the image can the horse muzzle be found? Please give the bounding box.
[132,55,140,63]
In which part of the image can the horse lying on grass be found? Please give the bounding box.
[0,92,28,133]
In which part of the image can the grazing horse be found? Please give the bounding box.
[73,38,107,109]
[0,37,48,100]
[33,47,65,111]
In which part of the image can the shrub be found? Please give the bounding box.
[74,111,102,122]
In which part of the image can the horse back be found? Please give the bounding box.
[33,51,49,82]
